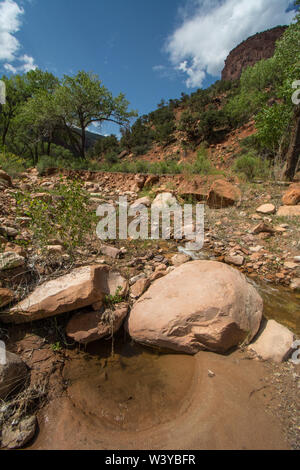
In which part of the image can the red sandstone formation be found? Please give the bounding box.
[221,26,287,81]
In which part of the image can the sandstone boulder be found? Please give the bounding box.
[207,180,241,209]
[0,351,28,399]
[101,270,129,298]
[130,196,151,210]
[282,183,300,206]
[0,252,25,271]
[277,206,300,217]
[144,175,159,187]
[134,174,146,190]
[152,192,179,210]
[248,320,294,363]
[100,245,120,259]
[0,288,14,308]
[1,265,107,324]
[130,278,150,299]
[0,226,18,238]
[0,169,12,187]
[256,204,276,215]
[127,261,263,354]
[290,278,300,291]
[171,253,191,267]
[1,415,37,449]
[66,303,129,344]
[225,254,244,267]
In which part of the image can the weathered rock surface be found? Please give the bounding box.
[282,183,300,206]
[0,252,25,271]
[100,245,120,259]
[277,206,300,217]
[248,320,294,363]
[1,415,37,449]
[152,192,179,210]
[0,351,28,399]
[171,253,191,267]
[225,254,244,267]
[134,174,146,190]
[0,169,12,187]
[127,261,263,354]
[0,288,14,308]
[252,222,275,235]
[290,278,300,291]
[2,265,108,324]
[144,175,159,187]
[256,204,276,215]
[207,180,241,209]
[131,196,151,210]
[222,26,287,81]
[100,270,129,298]
[66,303,129,344]
[0,226,18,238]
[130,278,150,299]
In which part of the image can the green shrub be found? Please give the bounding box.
[104,150,119,165]
[36,155,58,174]
[37,145,83,174]
[14,179,97,254]
[234,152,271,181]
[0,152,26,176]
[191,151,214,174]
[255,103,292,154]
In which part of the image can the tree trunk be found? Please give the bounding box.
[2,123,9,146]
[34,146,39,165]
[80,125,86,160]
[284,105,300,180]
[47,141,51,156]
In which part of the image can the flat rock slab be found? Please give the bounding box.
[248,320,294,363]
[66,303,129,344]
[0,252,25,271]
[127,261,263,354]
[277,206,300,217]
[1,265,108,324]
[256,204,276,214]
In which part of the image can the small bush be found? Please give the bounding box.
[37,155,58,174]
[14,179,97,254]
[0,152,26,176]
[234,152,271,181]
[190,151,214,175]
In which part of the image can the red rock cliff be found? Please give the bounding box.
[221,26,287,81]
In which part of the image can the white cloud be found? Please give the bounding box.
[0,0,23,61]
[0,0,37,73]
[166,0,295,88]
[4,62,17,73]
[19,54,37,73]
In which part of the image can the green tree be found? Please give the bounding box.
[53,71,137,159]
[0,69,59,150]
[14,91,60,164]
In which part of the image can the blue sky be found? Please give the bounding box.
[0,0,296,136]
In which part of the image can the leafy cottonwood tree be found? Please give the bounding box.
[0,70,59,148]
[53,71,137,159]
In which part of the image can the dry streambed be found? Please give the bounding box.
[0,169,299,450]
